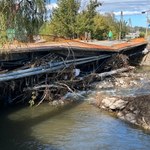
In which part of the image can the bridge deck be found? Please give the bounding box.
[0,38,147,53]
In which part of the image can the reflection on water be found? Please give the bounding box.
[0,102,150,150]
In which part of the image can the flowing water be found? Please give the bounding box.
[0,66,150,150]
[1,102,150,150]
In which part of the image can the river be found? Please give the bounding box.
[1,102,150,150]
[0,66,150,150]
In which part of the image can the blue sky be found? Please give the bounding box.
[47,0,150,27]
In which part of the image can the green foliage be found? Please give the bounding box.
[120,20,130,39]
[0,0,130,43]
[50,0,80,38]
[93,14,109,40]
[0,0,46,43]
[39,22,52,35]
[76,0,101,37]
[39,22,57,41]
[134,26,146,33]
[104,13,120,39]
[92,13,125,40]
[76,12,89,37]
[84,0,101,32]
[0,10,7,46]
[49,0,102,39]
[139,32,145,37]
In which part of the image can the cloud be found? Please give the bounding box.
[46,0,150,16]
[99,0,150,15]
[113,11,141,16]
[46,3,57,10]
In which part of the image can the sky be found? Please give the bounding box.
[47,0,150,27]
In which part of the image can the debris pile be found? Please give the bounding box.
[0,52,133,106]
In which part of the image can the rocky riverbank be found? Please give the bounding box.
[88,68,150,130]
[46,66,150,131]
[93,94,150,130]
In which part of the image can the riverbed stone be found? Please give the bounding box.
[96,81,114,89]
[117,112,125,120]
[124,113,136,123]
[101,97,117,108]
[58,100,65,105]
[115,78,129,88]
[52,100,59,106]
[133,110,139,114]
[109,99,128,110]
[101,97,128,110]
[141,52,150,66]
[129,106,135,111]
[129,80,138,86]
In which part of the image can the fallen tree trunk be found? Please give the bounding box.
[96,66,135,79]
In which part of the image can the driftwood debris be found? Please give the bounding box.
[24,66,135,105]
[27,67,134,91]
[0,52,133,106]
[96,66,135,79]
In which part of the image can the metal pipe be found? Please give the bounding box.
[0,55,111,82]
[0,55,110,78]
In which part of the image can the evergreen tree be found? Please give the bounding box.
[93,14,109,40]
[86,0,101,31]
[51,0,80,38]
[76,0,101,38]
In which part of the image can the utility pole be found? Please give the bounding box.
[119,11,123,40]
[128,18,132,33]
[142,10,150,38]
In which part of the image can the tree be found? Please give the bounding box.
[86,0,101,31]
[50,0,80,39]
[76,11,89,38]
[104,13,120,39]
[0,0,46,42]
[93,14,109,40]
[76,0,101,38]
[120,20,129,39]
[40,1,129,41]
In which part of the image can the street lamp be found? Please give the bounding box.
[142,10,150,38]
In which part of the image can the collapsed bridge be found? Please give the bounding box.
[0,38,148,105]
